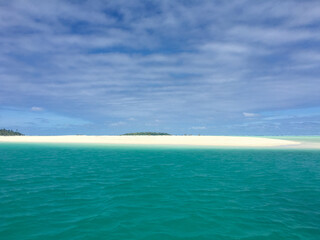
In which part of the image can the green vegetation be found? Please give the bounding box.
[122,132,171,136]
[0,129,24,136]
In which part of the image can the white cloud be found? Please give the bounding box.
[201,42,250,54]
[31,106,44,111]
[191,126,206,130]
[243,112,259,117]
[109,121,126,127]
[228,26,318,45]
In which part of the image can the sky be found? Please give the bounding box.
[0,0,320,135]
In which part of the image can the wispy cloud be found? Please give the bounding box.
[191,126,206,130]
[109,121,126,127]
[31,106,44,111]
[243,112,260,118]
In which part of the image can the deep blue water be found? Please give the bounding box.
[1,143,320,239]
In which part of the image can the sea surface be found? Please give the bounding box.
[1,143,320,240]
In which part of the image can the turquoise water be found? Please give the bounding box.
[1,143,320,240]
[269,136,320,143]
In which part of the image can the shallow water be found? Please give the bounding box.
[271,136,320,143]
[1,143,320,239]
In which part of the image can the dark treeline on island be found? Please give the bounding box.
[0,129,24,136]
[122,132,171,136]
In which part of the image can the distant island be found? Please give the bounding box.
[122,132,171,136]
[0,129,24,136]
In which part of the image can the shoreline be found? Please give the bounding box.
[0,135,302,148]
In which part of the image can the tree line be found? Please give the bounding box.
[0,129,24,136]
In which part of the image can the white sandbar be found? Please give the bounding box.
[0,136,300,147]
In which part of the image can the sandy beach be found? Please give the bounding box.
[0,135,301,147]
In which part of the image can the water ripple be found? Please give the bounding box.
[1,145,320,239]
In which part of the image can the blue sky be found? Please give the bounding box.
[1,0,320,135]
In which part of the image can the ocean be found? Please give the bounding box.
[1,143,320,239]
